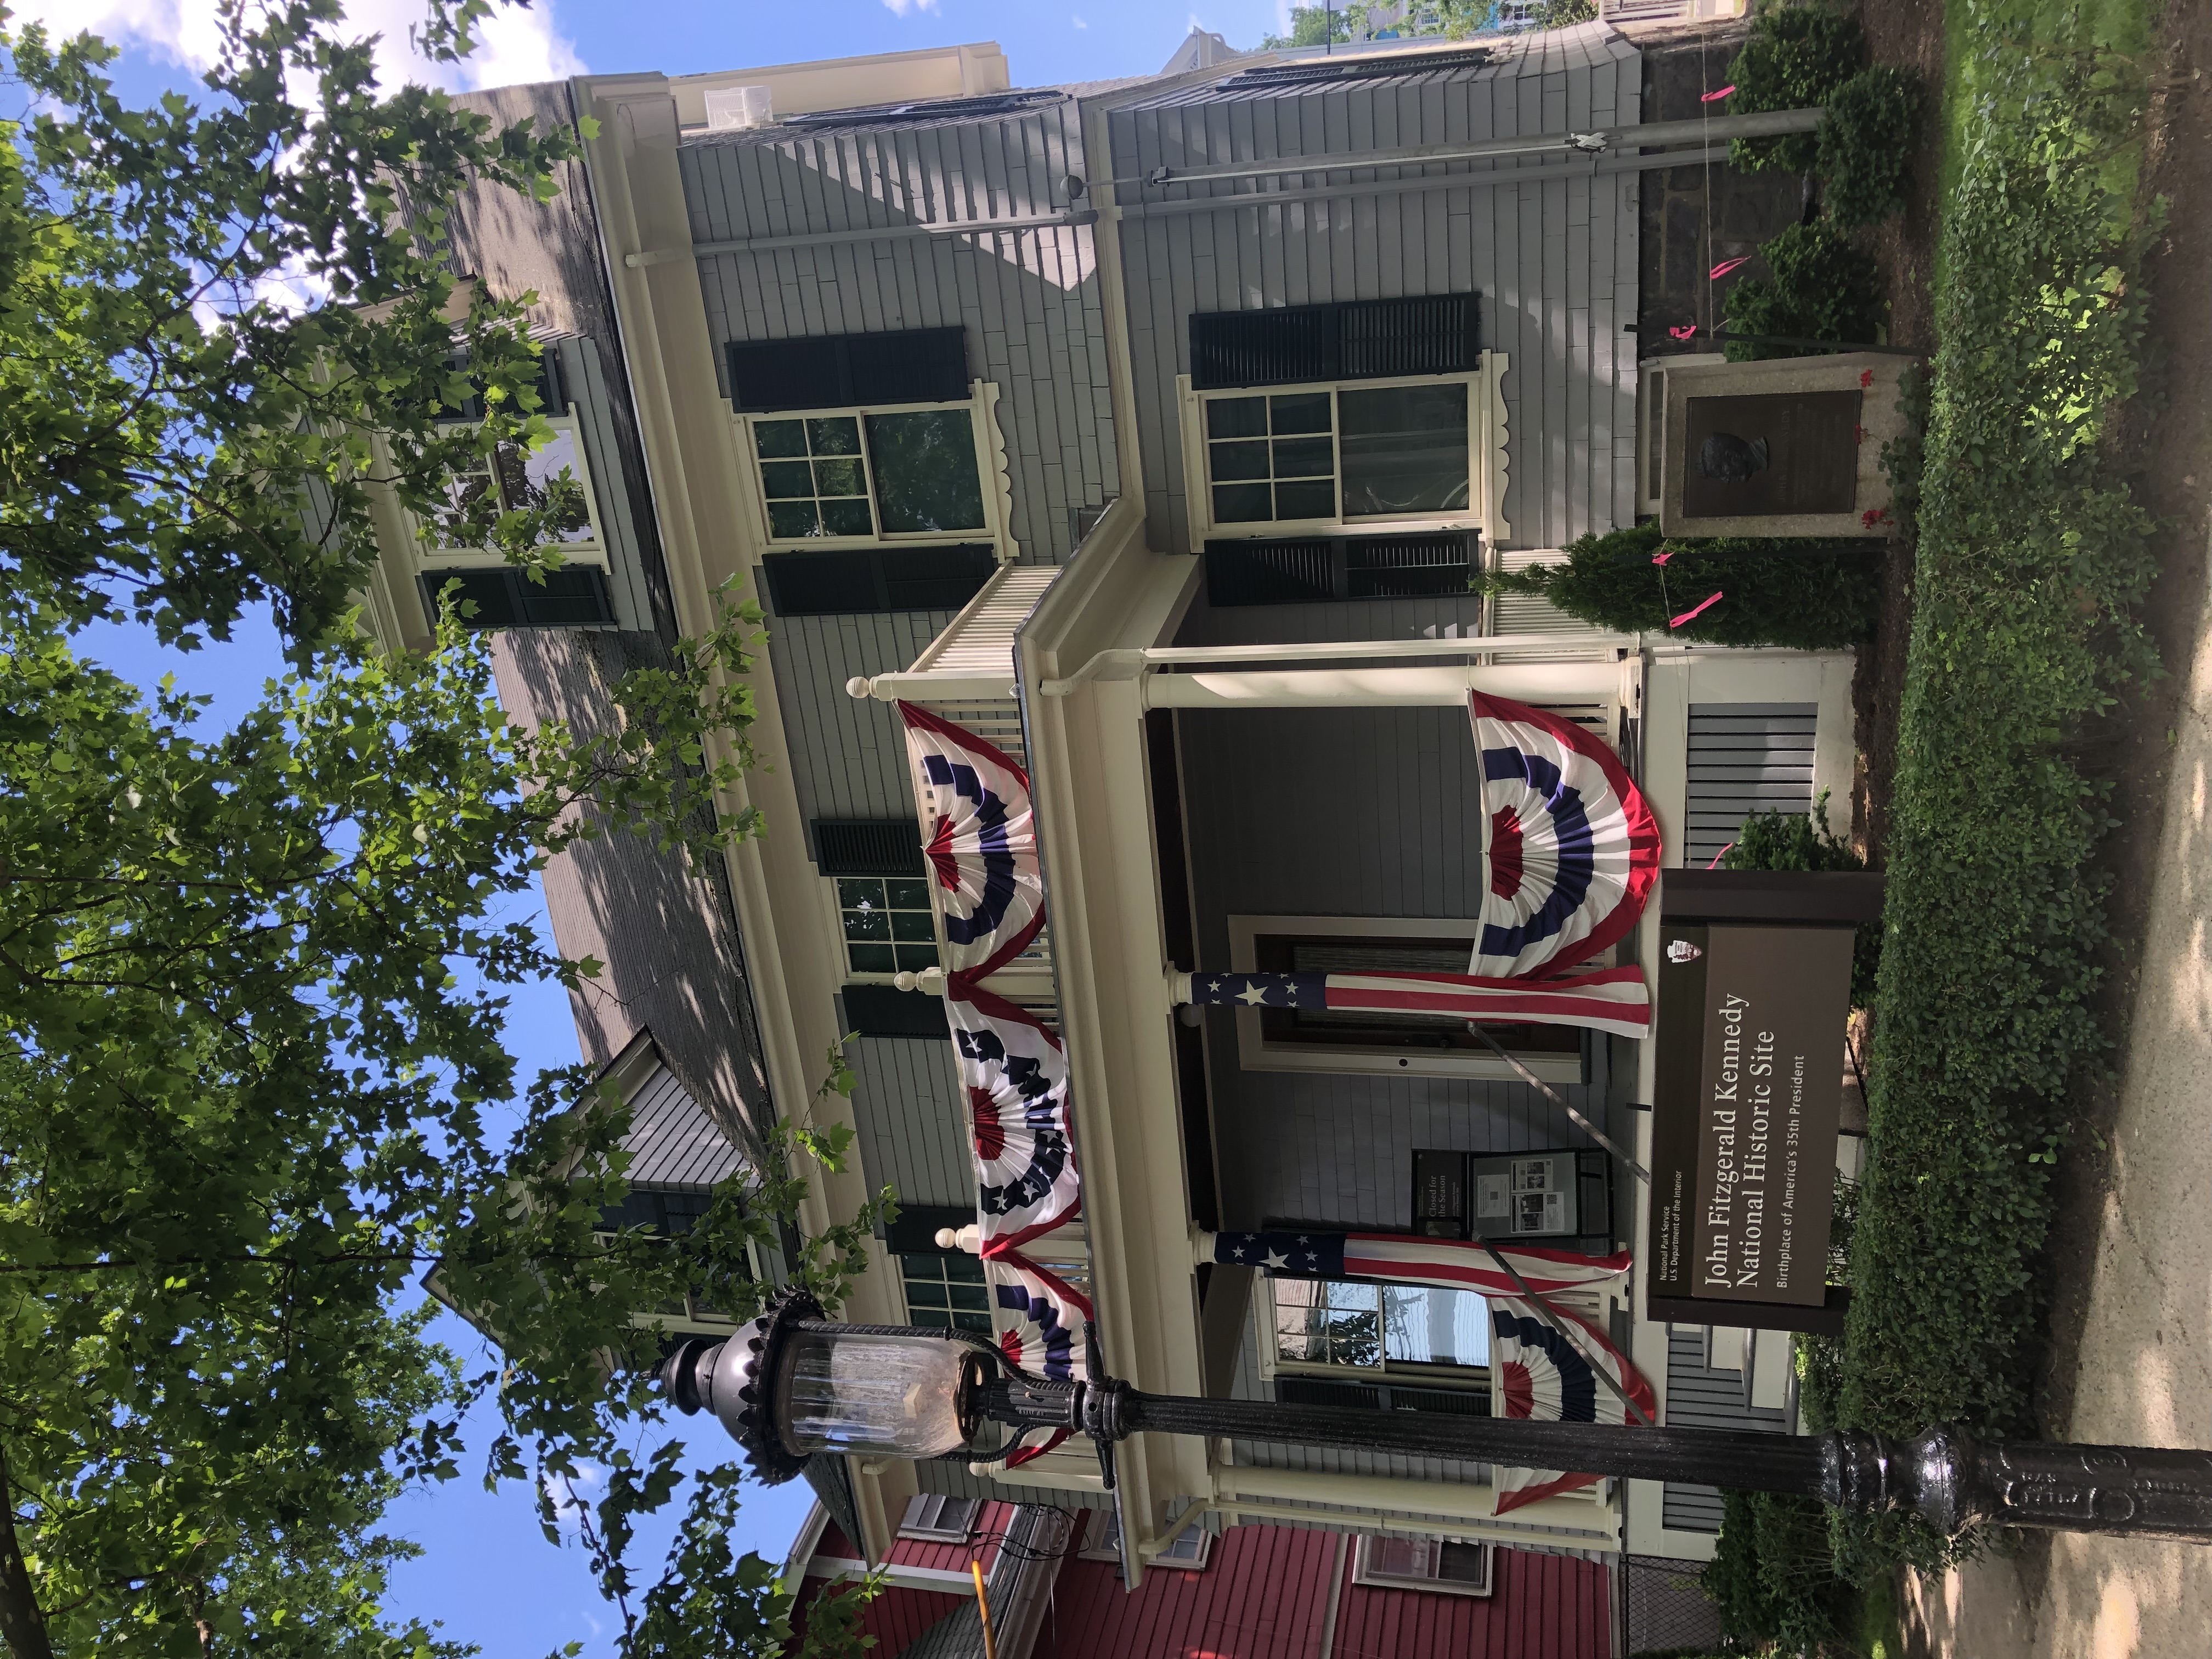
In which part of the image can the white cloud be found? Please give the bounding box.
[13,0,585,94]
[1071,13,1087,25]
[880,0,941,14]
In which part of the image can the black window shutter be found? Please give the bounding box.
[815,819,924,877]
[1206,533,1476,607]
[762,546,995,617]
[884,1205,974,1254]
[842,985,951,1040]
[847,327,968,404]
[420,566,612,631]
[1189,294,1479,390]
[728,327,967,413]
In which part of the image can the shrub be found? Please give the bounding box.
[1700,1492,1854,1653]
[1819,66,1928,227]
[1727,0,1869,173]
[1720,792,1881,1004]
[1485,522,1880,648]
[1723,221,1887,359]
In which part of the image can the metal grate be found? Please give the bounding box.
[727,326,968,413]
[1189,295,1478,391]
[1618,1553,1725,1654]
[813,819,923,877]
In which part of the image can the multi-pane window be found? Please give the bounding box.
[1203,381,1470,528]
[900,1251,992,1333]
[434,425,598,550]
[836,875,938,975]
[1272,1279,1490,1372]
[751,407,986,543]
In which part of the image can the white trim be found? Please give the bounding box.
[732,382,1012,555]
[1226,913,1588,1083]
[1179,366,1503,543]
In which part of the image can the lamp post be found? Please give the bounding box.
[659,1290,2212,1542]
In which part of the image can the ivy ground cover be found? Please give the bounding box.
[1837,0,2158,1446]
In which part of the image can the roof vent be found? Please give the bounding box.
[702,84,774,132]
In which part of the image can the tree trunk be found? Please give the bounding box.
[0,1443,54,1659]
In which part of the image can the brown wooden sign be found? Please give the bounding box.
[1649,922,1854,1311]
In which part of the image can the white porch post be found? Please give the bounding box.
[1140,658,1629,709]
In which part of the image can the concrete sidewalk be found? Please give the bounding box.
[1901,525,2212,1657]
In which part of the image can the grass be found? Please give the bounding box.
[1836,0,2158,1484]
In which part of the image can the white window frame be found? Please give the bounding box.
[1079,1509,1213,1571]
[732,381,1015,556]
[1257,1274,1494,1393]
[819,872,941,985]
[1352,1534,1493,1598]
[898,1494,981,1543]
[410,405,612,571]
[1177,353,1511,548]
[1227,913,1589,1083]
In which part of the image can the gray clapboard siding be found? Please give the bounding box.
[679,98,1119,564]
[762,608,960,832]
[558,335,656,635]
[624,1059,744,1189]
[1682,702,1819,868]
[1176,703,1617,1232]
[847,1034,969,1211]
[1660,1324,1788,1532]
[1108,21,1640,556]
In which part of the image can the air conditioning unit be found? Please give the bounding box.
[702,84,773,132]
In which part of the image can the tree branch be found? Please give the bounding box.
[0,1442,55,1659]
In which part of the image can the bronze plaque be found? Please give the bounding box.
[1680,391,1863,519]
[1649,924,1853,1307]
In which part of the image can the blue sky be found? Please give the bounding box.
[26,1,1303,1649]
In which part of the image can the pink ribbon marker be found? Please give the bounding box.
[1668,324,1699,341]
[1651,550,1674,566]
[1705,841,1736,870]
[1700,84,1736,102]
[1709,256,1749,280]
[1670,591,1724,629]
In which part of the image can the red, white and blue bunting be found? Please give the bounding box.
[1469,692,1660,980]
[899,703,1046,980]
[1489,1301,1657,1514]
[970,1250,1094,1472]
[949,983,1081,1250]
[1199,1230,1632,1297]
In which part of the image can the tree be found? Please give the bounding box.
[0,5,872,1655]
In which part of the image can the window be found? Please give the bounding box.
[750,408,986,543]
[1203,381,1469,528]
[899,1494,981,1543]
[900,1251,991,1333]
[1352,1536,1493,1598]
[837,875,939,977]
[1229,915,1587,1082]
[1272,1279,1492,1373]
[1080,1510,1212,1572]
[1203,533,1475,606]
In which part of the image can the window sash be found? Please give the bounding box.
[742,397,989,548]
[1196,371,1478,535]
[418,415,605,557]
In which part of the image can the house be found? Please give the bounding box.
[355,13,1851,1655]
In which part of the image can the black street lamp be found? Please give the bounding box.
[659,1291,2212,1542]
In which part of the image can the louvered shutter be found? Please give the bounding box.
[814,819,924,877]
[762,546,995,616]
[1204,539,1335,606]
[1206,533,1475,606]
[1190,295,1478,390]
[420,567,612,630]
[727,328,968,412]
